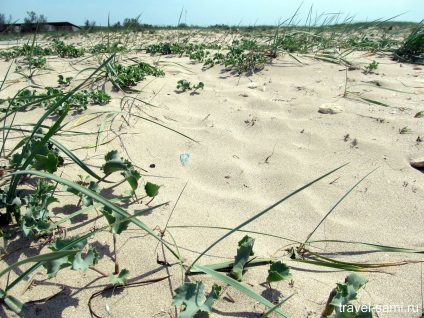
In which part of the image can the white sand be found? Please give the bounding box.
[0,32,423,318]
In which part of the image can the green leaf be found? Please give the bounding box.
[172,282,221,318]
[327,273,370,318]
[102,150,132,175]
[43,237,89,277]
[231,235,254,281]
[0,250,79,279]
[32,152,58,173]
[43,255,72,278]
[345,273,368,291]
[122,168,141,191]
[71,246,98,272]
[81,181,100,207]
[145,182,160,197]
[267,261,292,283]
[100,205,130,234]
[356,305,373,318]
[109,268,130,286]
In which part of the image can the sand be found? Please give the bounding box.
[0,31,423,318]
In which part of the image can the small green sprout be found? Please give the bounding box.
[363,60,379,74]
[399,126,412,134]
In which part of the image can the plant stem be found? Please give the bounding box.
[89,266,108,277]
[322,288,337,317]
[113,233,119,274]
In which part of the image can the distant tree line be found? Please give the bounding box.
[0,11,48,33]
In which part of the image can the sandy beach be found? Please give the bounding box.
[0,28,423,318]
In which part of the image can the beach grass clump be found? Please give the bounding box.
[394,21,424,64]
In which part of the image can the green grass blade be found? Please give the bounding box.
[44,135,111,182]
[0,250,79,279]
[309,239,424,253]
[169,225,303,244]
[193,264,290,318]
[289,259,380,272]
[50,197,129,228]
[187,164,348,272]
[359,97,392,107]
[302,168,377,247]
[261,293,295,318]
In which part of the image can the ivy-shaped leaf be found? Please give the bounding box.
[345,273,368,291]
[109,268,130,286]
[99,205,130,234]
[32,151,60,173]
[326,273,371,318]
[102,150,132,175]
[63,181,100,207]
[71,246,99,272]
[81,181,100,207]
[266,261,292,283]
[172,282,221,318]
[43,237,91,278]
[122,168,141,191]
[20,180,59,237]
[145,182,160,197]
[43,255,72,278]
[231,235,254,281]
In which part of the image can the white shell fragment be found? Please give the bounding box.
[247,82,258,89]
[318,103,344,114]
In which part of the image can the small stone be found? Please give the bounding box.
[410,157,424,169]
[240,93,248,97]
[318,103,344,114]
[247,82,258,89]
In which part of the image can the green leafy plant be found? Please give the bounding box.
[363,60,379,73]
[106,61,164,91]
[322,273,372,318]
[52,39,85,58]
[172,282,221,318]
[266,261,292,284]
[57,74,73,87]
[176,80,204,92]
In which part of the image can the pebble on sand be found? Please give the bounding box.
[318,103,344,114]
[410,157,424,169]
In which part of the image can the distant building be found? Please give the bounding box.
[1,22,81,33]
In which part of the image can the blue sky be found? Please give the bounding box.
[2,0,423,26]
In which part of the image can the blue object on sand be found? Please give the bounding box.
[180,153,190,165]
